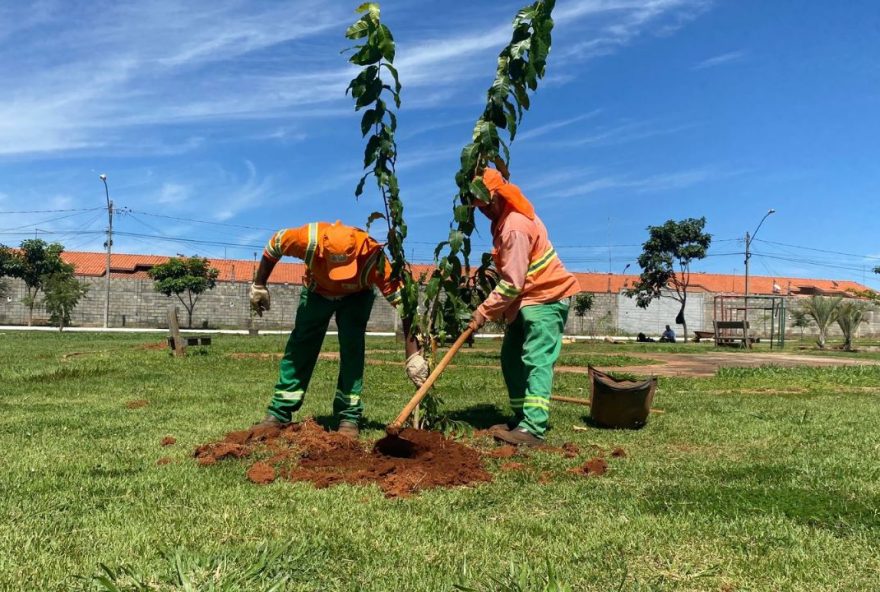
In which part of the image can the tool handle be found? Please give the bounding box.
[387,325,475,432]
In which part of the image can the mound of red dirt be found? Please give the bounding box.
[161,436,176,446]
[195,419,492,498]
[568,457,609,477]
[125,399,148,409]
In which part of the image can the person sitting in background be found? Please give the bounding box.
[637,332,655,343]
[659,325,676,343]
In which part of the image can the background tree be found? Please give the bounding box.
[788,308,812,339]
[572,292,594,334]
[1,239,72,326]
[148,256,219,328]
[0,246,11,306]
[799,295,841,349]
[836,300,866,352]
[42,271,89,332]
[626,217,711,342]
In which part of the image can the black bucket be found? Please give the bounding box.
[589,366,657,429]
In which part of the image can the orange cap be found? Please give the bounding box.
[322,221,359,281]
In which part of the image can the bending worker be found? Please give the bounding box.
[469,168,580,446]
[249,221,428,437]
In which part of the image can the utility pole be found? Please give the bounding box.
[743,208,775,348]
[743,231,751,347]
[100,174,113,328]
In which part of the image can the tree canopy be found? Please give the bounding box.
[0,239,73,325]
[148,256,219,328]
[626,217,711,341]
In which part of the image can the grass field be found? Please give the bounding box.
[2,332,879,591]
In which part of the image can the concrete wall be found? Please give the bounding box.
[0,277,400,332]
[1,276,877,338]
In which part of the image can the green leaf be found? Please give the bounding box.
[448,230,464,253]
[355,173,370,198]
[377,23,396,62]
[355,2,380,17]
[381,62,402,94]
[363,135,381,168]
[350,42,382,66]
[345,17,371,40]
[360,109,378,136]
[469,179,490,204]
[366,211,386,231]
[454,205,471,223]
[356,76,384,109]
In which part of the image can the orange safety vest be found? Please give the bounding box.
[263,222,402,304]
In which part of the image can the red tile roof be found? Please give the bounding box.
[61,251,871,296]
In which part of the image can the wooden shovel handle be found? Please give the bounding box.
[387,325,476,433]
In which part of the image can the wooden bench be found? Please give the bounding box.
[713,320,756,347]
[167,336,212,348]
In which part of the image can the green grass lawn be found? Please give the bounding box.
[1,332,879,591]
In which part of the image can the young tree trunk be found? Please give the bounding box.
[678,301,688,343]
[27,288,36,326]
[817,328,826,349]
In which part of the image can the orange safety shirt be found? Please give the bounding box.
[263,222,403,305]
[477,208,580,323]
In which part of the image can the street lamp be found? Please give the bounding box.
[743,208,775,347]
[100,174,113,328]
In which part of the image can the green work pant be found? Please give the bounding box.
[500,300,570,438]
[266,288,375,425]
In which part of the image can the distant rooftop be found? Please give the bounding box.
[61,251,870,297]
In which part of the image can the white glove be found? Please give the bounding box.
[405,353,430,388]
[249,283,270,316]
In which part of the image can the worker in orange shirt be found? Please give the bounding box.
[249,221,428,438]
[468,168,580,446]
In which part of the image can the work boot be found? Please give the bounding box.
[254,414,289,429]
[337,420,360,439]
[489,420,518,434]
[492,427,542,447]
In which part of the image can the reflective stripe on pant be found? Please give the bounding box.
[267,288,374,424]
[500,300,569,438]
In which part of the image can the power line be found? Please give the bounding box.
[0,209,102,232]
[127,209,276,232]
[0,207,102,214]
[752,252,871,274]
[754,238,880,262]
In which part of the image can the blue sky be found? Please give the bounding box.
[1,0,878,289]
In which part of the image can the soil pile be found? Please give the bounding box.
[194,419,492,498]
[568,457,608,477]
[125,399,148,409]
[161,436,176,446]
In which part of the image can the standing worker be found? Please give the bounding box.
[249,221,428,437]
[469,168,580,446]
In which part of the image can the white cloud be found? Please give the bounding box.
[692,49,748,70]
[212,160,276,222]
[156,183,192,205]
[538,166,728,199]
[555,0,711,62]
[0,0,710,157]
[517,111,603,142]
